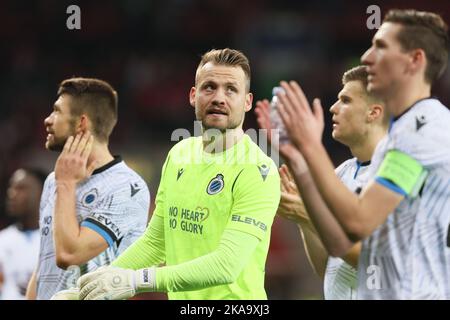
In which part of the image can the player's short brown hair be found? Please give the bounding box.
[384,9,449,84]
[342,65,370,88]
[58,77,118,142]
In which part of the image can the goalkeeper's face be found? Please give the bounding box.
[44,95,78,152]
[190,62,253,132]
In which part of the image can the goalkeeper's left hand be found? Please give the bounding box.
[50,287,80,300]
[78,266,156,300]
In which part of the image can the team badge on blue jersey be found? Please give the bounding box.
[82,188,98,206]
[207,174,224,195]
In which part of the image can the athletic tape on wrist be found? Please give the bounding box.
[136,267,156,292]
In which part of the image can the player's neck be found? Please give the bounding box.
[385,79,431,117]
[16,215,39,231]
[349,127,386,163]
[202,127,244,154]
[88,142,114,169]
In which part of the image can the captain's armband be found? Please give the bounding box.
[375,150,427,198]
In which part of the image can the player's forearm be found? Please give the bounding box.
[0,270,4,293]
[301,142,368,241]
[25,270,37,300]
[296,223,328,279]
[289,165,354,256]
[154,229,259,292]
[112,214,166,270]
[342,242,361,269]
[78,230,259,299]
[53,181,83,267]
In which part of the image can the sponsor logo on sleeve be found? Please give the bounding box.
[258,164,270,181]
[177,168,185,181]
[415,115,427,131]
[85,213,123,243]
[130,183,141,197]
[232,214,267,232]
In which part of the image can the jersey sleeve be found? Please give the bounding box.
[373,114,448,197]
[334,159,353,179]
[375,150,428,197]
[0,236,4,265]
[155,229,259,292]
[112,214,166,269]
[225,160,280,240]
[386,115,449,169]
[38,173,54,225]
[81,178,150,248]
[153,153,171,220]
[110,151,172,265]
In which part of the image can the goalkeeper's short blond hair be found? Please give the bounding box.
[195,48,251,92]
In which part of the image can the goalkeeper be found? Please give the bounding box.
[72,48,280,300]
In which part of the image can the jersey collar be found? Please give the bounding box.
[392,96,437,122]
[389,96,437,132]
[92,155,122,175]
[356,160,371,167]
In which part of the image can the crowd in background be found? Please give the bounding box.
[1,0,449,299]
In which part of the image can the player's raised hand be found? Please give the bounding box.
[254,99,306,168]
[277,165,310,223]
[280,164,298,196]
[254,99,273,141]
[55,132,97,183]
[277,81,324,153]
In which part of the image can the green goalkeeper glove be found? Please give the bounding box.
[50,287,80,300]
[78,266,156,300]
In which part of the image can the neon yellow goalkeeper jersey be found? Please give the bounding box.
[155,135,280,299]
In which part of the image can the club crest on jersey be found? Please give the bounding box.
[207,174,224,195]
[82,188,98,206]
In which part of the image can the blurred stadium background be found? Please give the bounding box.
[1,0,449,299]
